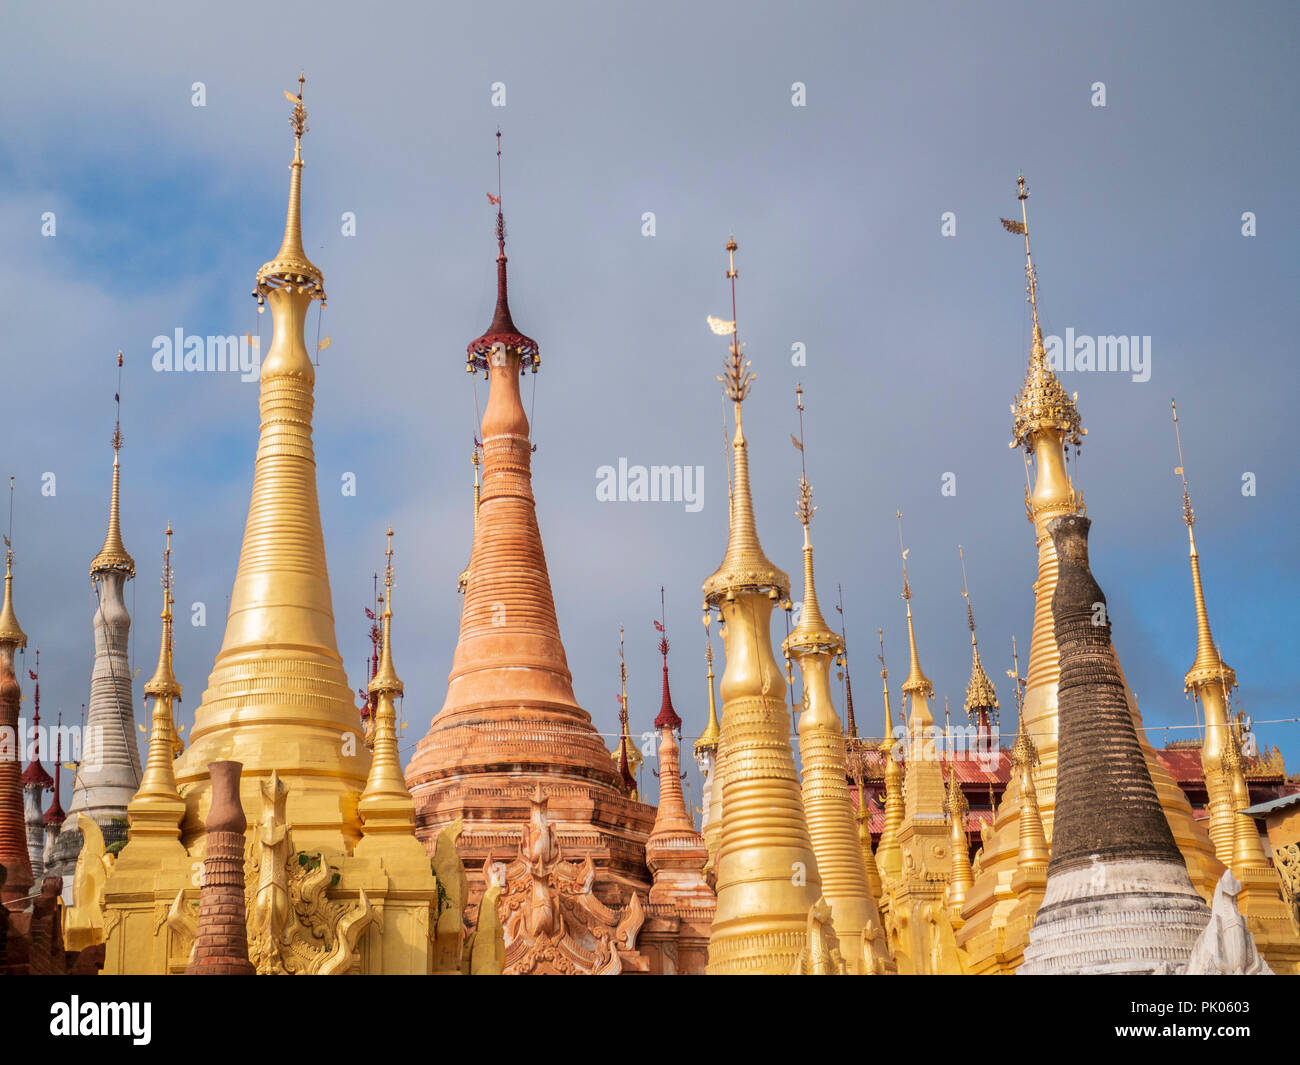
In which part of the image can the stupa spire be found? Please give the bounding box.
[703,235,822,975]
[357,528,426,844]
[44,714,65,830]
[1008,638,1049,870]
[695,629,720,755]
[875,629,903,886]
[125,525,186,846]
[0,523,32,907]
[958,546,1000,742]
[457,446,481,594]
[21,648,52,882]
[408,134,650,916]
[170,79,365,856]
[644,607,716,939]
[944,702,974,915]
[614,625,639,797]
[136,527,182,794]
[466,131,538,374]
[895,512,933,718]
[784,385,890,974]
[46,355,144,886]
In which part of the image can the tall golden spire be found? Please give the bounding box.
[695,629,721,755]
[895,512,933,716]
[1008,638,1049,869]
[786,384,836,652]
[143,524,181,702]
[703,235,821,975]
[613,625,641,796]
[1171,399,1240,869]
[784,384,889,974]
[90,351,135,578]
[173,79,364,854]
[702,236,790,603]
[1171,401,1236,692]
[128,525,186,838]
[255,73,325,305]
[875,629,903,886]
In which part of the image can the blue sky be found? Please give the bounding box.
[0,0,1296,811]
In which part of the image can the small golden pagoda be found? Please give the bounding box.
[875,514,965,974]
[782,385,891,974]
[957,176,1223,973]
[1170,402,1300,972]
[703,236,826,975]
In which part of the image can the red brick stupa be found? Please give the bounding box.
[406,138,653,909]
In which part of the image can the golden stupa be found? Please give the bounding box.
[79,80,484,975]
[782,385,892,975]
[702,236,826,975]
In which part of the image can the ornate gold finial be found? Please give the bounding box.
[457,447,482,594]
[91,351,136,578]
[369,526,403,697]
[614,624,640,792]
[0,501,26,648]
[716,237,754,405]
[895,512,932,699]
[703,235,789,602]
[1006,636,1036,769]
[786,385,838,656]
[1172,399,1236,692]
[144,523,182,699]
[255,72,325,303]
[695,628,721,754]
[877,628,895,752]
[958,545,1000,722]
[1005,175,1085,454]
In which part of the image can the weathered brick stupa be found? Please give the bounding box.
[958,176,1222,972]
[1020,515,1212,974]
[406,137,654,910]
[0,548,33,910]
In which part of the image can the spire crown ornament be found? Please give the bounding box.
[255,74,326,302]
[1006,176,1085,454]
[694,625,721,755]
[703,235,789,602]
[1172,400,1236,692]
[896,512,932,698]
[144,524,182,700]
[368,527,403,698]
[958,546,999,719]
[91,352,135,577]
[653,591,682,732]
[467,131,539,372]
[785,384,840,657]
